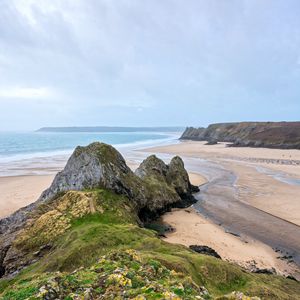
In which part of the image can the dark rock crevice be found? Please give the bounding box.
[138,196,197,223]
[0,246,10,278]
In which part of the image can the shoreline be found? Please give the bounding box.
[161,207,299,278]
[1,139,299,279]
[140,140,300,279]
[0,134,180,177]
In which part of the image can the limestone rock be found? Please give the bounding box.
[0,143,198,277]
[135,155,199,220]
[39,142,141,203]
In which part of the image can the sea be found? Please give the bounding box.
[0,131,180,177]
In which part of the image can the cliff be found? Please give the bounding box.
[0,143,299,299]
[180,122,300,149]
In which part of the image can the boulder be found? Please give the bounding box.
[189,245,221,259]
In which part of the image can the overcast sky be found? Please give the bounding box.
[0,0,300,130]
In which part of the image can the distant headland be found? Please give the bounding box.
[37,126,184,133]
[180,121,300,149]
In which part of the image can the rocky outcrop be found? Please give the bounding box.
[180,127,206,140]
[180,122,300,149]
[135,155,199,220]
[189,245,222,259]
[0,143,198,277]
[39,143,145,205]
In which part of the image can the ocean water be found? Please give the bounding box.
[0,131,179,176]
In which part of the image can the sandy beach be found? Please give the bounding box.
[143,141,300,226]
[1,140,299,278]
[162,208,298,277]
[0,175,55,219]
[141,140,300,278]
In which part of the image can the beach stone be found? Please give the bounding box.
[189,245,222,259]
[252,267,276,275]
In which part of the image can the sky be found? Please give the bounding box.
[0,0,300,131]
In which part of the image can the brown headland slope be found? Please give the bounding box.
[180,122,300,149]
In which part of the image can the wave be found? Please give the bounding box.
[0,133,180,176]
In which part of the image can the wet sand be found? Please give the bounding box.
[142,141,300,276]
[163,208,298,277]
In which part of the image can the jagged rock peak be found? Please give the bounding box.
[135,155,168,179]
[166,156,195,197]
[135,154,199,199]
[39,142,135,203]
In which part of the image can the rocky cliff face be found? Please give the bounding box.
[0,142,198,278]
[38,142,147,207]
[135,155,198,220]
[180,122,300,149]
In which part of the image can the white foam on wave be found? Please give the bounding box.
[0,133,180,177]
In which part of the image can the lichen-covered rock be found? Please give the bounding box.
[135,154,169,179]
[39,142,144,204]
[135,155,180,213]
[166,156,199,197]
[135,155,199,220]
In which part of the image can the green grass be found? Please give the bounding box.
[1,189,300,299]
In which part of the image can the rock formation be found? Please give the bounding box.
[0,142,198,277]
[135,155,199,220]
[189,245,222,259]
[38,142,146,206]
[180,122,300,149]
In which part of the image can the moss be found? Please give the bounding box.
[1,286,38,300]
[1,189,300,299]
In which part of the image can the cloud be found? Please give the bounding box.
[0,0,300,130]
[0,87,55,100]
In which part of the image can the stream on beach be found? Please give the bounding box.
[187,158,300,267]
[129,149,300,267]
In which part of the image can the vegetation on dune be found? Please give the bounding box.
[1,189,300,299]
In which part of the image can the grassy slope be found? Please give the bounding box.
[0,189,299,299]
